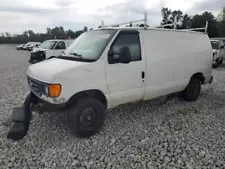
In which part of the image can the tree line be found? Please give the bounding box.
[0,6,225,44]
[159,6,225,38]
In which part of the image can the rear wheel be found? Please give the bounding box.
[66,97,106,137]
[182,76,201,102]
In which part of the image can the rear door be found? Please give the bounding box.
[105,30,146,107]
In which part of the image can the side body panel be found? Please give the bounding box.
[142,29,212,101]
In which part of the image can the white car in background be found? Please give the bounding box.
[27,42,41,51]
[29,39,74,64]
[16,44,25,50]
[210,40,225,68]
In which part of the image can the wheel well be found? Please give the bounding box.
[66,90,107,109]
[191,73,205,84]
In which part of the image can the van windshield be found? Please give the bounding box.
[40,40,57,49]
[211,41,219,49]
[62,29,117,62]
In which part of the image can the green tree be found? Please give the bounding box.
[160,7,191,29]
[191,11,218,37]
[66,29,75,38]
[83,26,88,32]
[217,7,225,37]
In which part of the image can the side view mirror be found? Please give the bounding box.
[108,46,131,64]
[220,45,224,49]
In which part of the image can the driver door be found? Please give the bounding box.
[54,41,66,57]
[105,30,146,108]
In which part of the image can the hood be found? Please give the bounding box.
[27,58,90,82]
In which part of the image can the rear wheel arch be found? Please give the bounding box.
[66,89,107,109]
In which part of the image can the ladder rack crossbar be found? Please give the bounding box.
[100,12,208,34]
[102,19,145,28]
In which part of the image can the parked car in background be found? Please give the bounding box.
[29,39,74,64]
[16,44,25,50]
[210,40,225,68]
[27,42,41,51]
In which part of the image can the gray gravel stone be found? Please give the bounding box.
[1,45,225,169]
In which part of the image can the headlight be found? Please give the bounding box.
[47,84,61,98]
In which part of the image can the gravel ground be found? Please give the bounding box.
[0,44,225,169]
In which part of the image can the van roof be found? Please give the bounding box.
[95,27,206,35]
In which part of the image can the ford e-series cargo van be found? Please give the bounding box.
[6,21,213,141]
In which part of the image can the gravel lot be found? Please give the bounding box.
[0,44,225,169]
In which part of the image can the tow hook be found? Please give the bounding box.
[7,92,34,141]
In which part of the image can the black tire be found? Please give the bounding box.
[67,97,106,137]
[219,59,223,64]
[182,76,201,102]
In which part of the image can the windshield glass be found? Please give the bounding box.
[63,29,117,61]
[211,41,219,49]
[40,40,57,49]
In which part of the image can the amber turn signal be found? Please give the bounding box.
[48,84,61,97]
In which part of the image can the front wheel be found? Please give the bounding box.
[66,97,106,137]
[182,77,201,102]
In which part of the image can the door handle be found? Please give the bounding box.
[142,71,145,79]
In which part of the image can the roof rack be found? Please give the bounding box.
[101,12,148,29]
[179,21,208,34]
[100,12,208,34]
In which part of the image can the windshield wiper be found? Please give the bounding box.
[57,56,96,62]
[69,52,82,58]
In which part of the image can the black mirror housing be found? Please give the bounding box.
[108,48,114,64]
[119,46,131,63]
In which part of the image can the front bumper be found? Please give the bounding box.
[30,91,66,113]
[6,91,66,141]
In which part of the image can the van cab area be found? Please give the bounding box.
[6,19,213,141]
[29,39,74,64]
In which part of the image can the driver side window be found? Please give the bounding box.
[55,41,66,50]
[109,32,141,63]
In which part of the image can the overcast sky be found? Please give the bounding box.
[0,0,223,34]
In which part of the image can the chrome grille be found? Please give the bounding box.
[27,76,46,96]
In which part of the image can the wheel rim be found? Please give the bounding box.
[79,108,96,131]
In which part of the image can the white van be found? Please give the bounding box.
[210,40,225,68]
[29,39,74,64]
[6,19,213,140]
